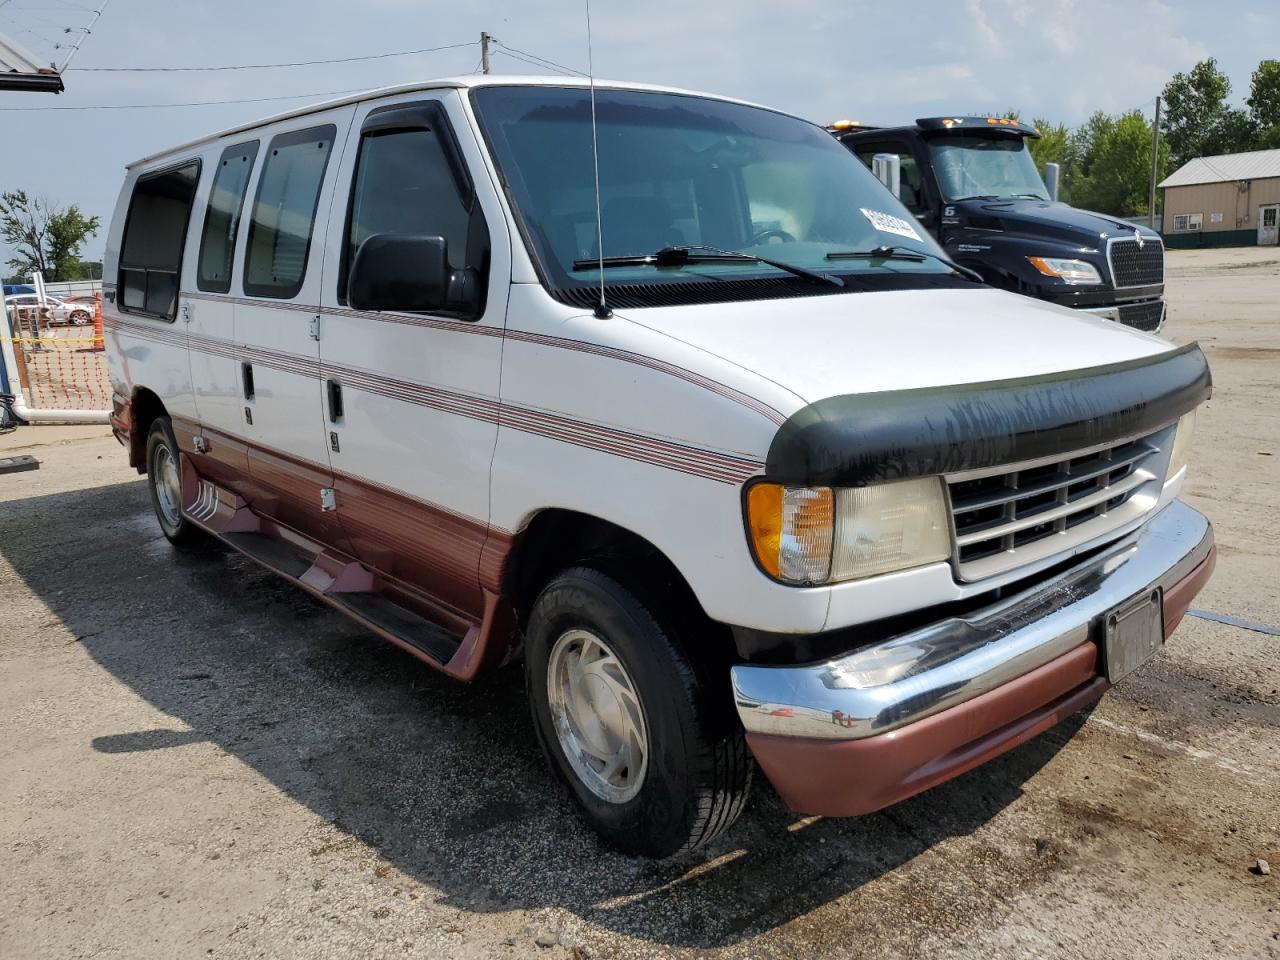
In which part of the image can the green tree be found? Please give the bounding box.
[46,206,100,281]
[1070,111,1169,217]
[1256,124,1280,150]
[1069,111,1115,175]
[0,190,100,282]
[1247,59,1280,145]
[1162,58,1254,165]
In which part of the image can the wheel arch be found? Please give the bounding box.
[128,386,167,472]
[501,507,736,664]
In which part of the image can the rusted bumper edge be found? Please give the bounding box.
[733,500,1215,818]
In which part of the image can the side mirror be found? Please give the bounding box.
[347,234,480,315]
[871,153,901,199]
[1043,162,1060,202]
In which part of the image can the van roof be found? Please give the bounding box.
[127,74,771,170]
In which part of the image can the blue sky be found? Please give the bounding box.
[2,0,1277,269]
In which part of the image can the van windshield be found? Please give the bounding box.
[928,134,1049,202]
[470,86,952,305]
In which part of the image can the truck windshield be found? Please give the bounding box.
[470,86,952,302]
[928,134,1049,202]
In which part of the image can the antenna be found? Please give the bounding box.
[585,0,611,319]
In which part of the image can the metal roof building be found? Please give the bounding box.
[0,32,63,92]
[1159,147,1280,248]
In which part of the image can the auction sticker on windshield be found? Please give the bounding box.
[860,208,922,241]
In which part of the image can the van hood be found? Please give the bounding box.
[955,198,1160,248]
[616,286,1171,407]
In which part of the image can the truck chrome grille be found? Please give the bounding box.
[1108,237,1164,288]
[946,430,1170,582]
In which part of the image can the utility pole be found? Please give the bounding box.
[480,32,492,74]
[1148,95,1162,230]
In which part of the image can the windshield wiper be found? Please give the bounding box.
[572,244,843,287]
[825,245,985,283]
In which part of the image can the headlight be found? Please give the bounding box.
[1166,409,1196,481]
[746,477,952,585]
[1026,256,1103,285]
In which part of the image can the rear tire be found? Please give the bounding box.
[525,566,751,858]
[145,416,204,548]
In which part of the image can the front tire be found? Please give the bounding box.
[145,417,203,548]
[526,567,751,858]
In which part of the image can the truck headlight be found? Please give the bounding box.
[1166,409,1196,481]
[746,478,952,585]
[1026,256,1102,285]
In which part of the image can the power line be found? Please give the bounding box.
[493,49,579,77]
[66,39,476,72]
[494,41,585,77]
[0,84,369,111]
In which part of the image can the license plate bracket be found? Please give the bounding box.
[1103,587,1165,683]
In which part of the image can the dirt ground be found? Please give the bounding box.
[1,247,1277,960]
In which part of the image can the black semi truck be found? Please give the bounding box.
[831,116,1166,332]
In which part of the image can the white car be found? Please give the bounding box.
[102,75,1215,857]
[4,293,93,326]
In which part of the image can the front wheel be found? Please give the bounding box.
[69,310,91,326]
[526,567,751,857]
[145,417,204,548]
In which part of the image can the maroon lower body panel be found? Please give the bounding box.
[330,470,491,618]
[1162,545,1216,637]
[167,416,518,678]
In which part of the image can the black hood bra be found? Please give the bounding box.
[766,343,1212,486]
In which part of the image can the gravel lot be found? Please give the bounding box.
[2,247,1277,960]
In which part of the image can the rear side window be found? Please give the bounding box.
[118,161,201,320]
[197,140,259,293]
[243,125,335,299]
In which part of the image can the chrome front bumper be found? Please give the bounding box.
[731,500,1212,741]
[1081,299,1167,333]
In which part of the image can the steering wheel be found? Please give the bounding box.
[750,228,795,245]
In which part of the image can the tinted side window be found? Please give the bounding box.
[243,125,335,299]
[119,161,201,320]
[197,140,259,293]
[340,123,484,306]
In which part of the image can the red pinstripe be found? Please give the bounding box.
[107,315,764,485]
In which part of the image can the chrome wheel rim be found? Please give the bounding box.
[152,444,182,531]
[546,628,648,804]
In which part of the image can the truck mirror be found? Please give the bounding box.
[348,234,479,316]
[1044,163,1060,202]
[872,153,901,200]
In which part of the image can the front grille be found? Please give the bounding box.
[1108,237,1164,288]
[1117,299,1166,332]
[946,430,1170,581]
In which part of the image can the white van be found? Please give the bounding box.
[104,76,1215,857]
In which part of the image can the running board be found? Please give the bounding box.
[180,469,466,668]
[333,592,462,664]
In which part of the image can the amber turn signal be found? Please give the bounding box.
[745,482,834,584]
